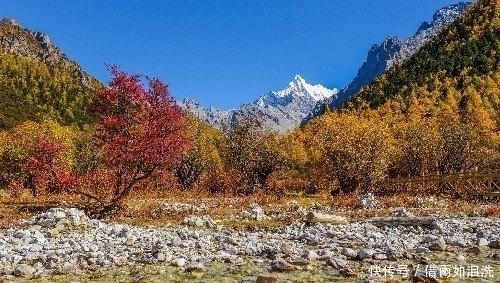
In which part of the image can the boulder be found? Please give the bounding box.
[302,250,319,261]
[172,258,186,267]
[488,240,500,249]
[271,258,297,272]
[326,256,347,269]
[47,225,65,238]
[280,243,292,257]
[14,264,35,276]
[358,249,375,260]
[429,237,447,251]
[256,273,278,283]
[341,247,358,260]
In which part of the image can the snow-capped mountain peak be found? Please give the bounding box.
[179,75,339,132]
[255,75,337,108]
[276,75,337,99]
[285,74,308,94]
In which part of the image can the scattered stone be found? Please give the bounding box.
[155,202,206,216]
[465,246,482,255]
[14,264,35,276]
[341,247,358,260]
[271,258,296,272]
[306,212,348,224]
[3,264,14,275]
[183,215,215,227]
[185,262,204,272]
[358,249,375,260]
[172,258,186,267]
[302,250,319,261]
[477,238,489,247]
[47,225,65,237]
[280,243,292,257]
[415,246,430,254]
[89,244,99,252]
[39,219,56,228]
[373,253,387,260]
[13,230,28,239]
[360,193,379,209]
[391,207,414,218]
[369,216,439,229]
[171,236,182,247]
[240,203,268,221]
[363,222,378,231]
[156,252,166,262]
[2,206,500,280]
[326,256,347,269]
[385,248,402,260]
[429,237,447,251]
[29,244,43,252]
[488,240,500,249]
[56,262,78,275]
[256,273,278,283]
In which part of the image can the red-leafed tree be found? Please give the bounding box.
[25,137,76,196]
[89,66,187,215]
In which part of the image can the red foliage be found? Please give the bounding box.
[7,180,23,198]
[25,137,75,196]
[89,66,188,214]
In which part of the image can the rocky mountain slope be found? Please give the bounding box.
[304,2,471,124]
[0,18,99,129]
[350,0,500,112]
[179,75,338,132]
[0,19,94,87]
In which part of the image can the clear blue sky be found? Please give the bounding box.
[2,0,467,110]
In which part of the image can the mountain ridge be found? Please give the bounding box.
[0,18,94,87]
[178,75,338,132]
[0,18,100,129]
[303,2,472,124]
[178,2,471,131]
[349,0,500,113]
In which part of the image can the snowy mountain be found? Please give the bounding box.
[178,75,338,132]
[304,2,471,123]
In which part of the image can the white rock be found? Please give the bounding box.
[14,264,35,276]
[172,258,186,267]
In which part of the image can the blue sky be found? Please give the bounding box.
[3,0,466,110]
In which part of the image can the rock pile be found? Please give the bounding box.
[152,202,207,218]
[183,215,216,228]
[391,207,414,218]
[360,193,379,209]
[239,203,268,221]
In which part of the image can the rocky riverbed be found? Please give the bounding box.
[1,202,500,282]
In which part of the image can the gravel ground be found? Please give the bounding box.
[1,200,500,282]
